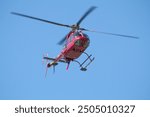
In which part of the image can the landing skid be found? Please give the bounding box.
[43,52,94,73]
[73,52,95,71]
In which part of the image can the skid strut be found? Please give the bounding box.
[73,52,95,71]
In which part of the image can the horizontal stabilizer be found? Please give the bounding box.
[43,57,66,63]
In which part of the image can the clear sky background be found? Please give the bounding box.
[0,0,150,100]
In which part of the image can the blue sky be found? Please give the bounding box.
[0,0,150,99]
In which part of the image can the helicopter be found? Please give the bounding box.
[11,6,138,74]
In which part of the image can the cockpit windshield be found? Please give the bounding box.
[73,31,89,39]
[82,33,89,39]
[73,31,82,37]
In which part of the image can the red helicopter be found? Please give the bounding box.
[11,6,138,74]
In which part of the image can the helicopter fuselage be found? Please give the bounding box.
[11,6,138,73]
[62,31,90,60]
[46,31,92,69]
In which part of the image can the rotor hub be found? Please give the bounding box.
[71,24,80,31]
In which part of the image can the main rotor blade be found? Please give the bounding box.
[11,12,72,28]
[76,6,97,26]
[80,28,139,39]
[57,34,68,45]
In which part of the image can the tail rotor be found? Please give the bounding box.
[53,65,55,74]
[42,53,49,77]
[45,64,49,77]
